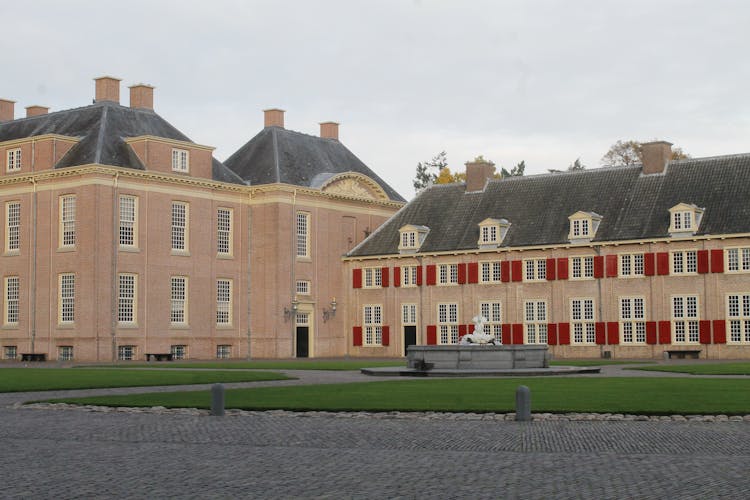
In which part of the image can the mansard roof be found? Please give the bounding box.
[223,126,405,202]
[0,101,245,184]
[348,153,750,257]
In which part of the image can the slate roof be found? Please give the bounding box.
[223,126,405,201]
[348,154,750,257]
[0,102,245,185]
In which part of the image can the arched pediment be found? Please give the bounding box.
[319,172,389,200]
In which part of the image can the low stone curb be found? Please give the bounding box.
[17,402,750,422]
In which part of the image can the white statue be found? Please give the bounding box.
[460,315,499,345]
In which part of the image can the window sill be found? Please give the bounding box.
[216,325,234,329]
[1,324,19,330]
[57,247,76,253]
[171,250,191,257]
[296,256,312,263]
[119,246,140,253]
[57,323,75,329]
[117,323,139,329]
[4,250,20,257]
[169,325,191,330]
[216,254,234,260]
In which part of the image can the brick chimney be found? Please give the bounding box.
[465,157,496,192]
[319,121,339,140]
[129,84,154,110]
[25,105,49,117]
[94,76,121,104]
[264,108,285,128]
[641,141,672,175]
[0,99,15,122]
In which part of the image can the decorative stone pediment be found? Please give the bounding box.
[320,172,389,200]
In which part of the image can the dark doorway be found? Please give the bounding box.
[404,326,417,356]
[296,327,309,358]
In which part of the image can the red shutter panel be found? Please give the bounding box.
[644,253,655,276]
[713,320,726,344]
[468,262,479,283]
[711,249,724,273]
[393,266,401,287]
[501,324,512,345]
[595,322,606,345]
[546,258,556,280]
[381,267,390,287]
[547,323,558,345]
[699,320,711,344]
[645,321,657,345]
[606,322,619,345]
[501,261,511,282]
[558,323,571,345]
[658,321,671,344]
[557,258,569,280]
[697,250,709,274]
[457,263,467,284]
[511,261,523,282]
[382,326,390,346]
[656,252,670,275]
[353,327,363,346]
[606,255,618,278]
[593,256,604,279]
[468,323,476,334]
[416,266,423,286]
[512,324,524,344]
[426,325,437,345]
[458,324,467,338]
[426,265,436,285]
[353,268,362,288]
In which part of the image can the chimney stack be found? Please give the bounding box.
[641,141,672,175]
[0,99,15,122]
[319,121,339,141]
[25,105,49,117]
[129,84,154,110]
[465,157,496,192]
[94,76,122,104]
[263,108,285,128]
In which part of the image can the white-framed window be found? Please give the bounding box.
[671,250,697,275]
[401,265,418,287]
[477,218,510,248]
[402,303,417,325]
[480,261,502,283]
[170,345,187,360]
[296,212,310,258]
[363,304,383,346]
[216,345,232,359]
[523,259,547,281]
[571,298,595,344]
[619,253,644,277]
[217,208,232,256]
[363,267,382,288]
[620,297,646,344]
[170,276,188,325]
[480,301,503,338]
[118,345,135,361]
[398,224,429,253]
[171,148,189,173]
[59,273,75,324]
[669,203,703,236]
[672,211,692,231]
[4,276,19,325]
[59,195,76,248]
[296,312,309,326]
[119,195,137,248]
[727,294,750,344]
[6,148,21,172]
[572,219,589,238]
[568,212,602,241]
[571,256,594,279]
[400,231,417,249]
[524,300,548,344]
[480,225,497,244]
[438,263,458,285]
[3,346,17,360]
[295,280,310,295]
[437,303,459,344]
[216,279,232,325]
[726,248,750,273]
[118,273,137,325]
[171,202,188,252]
[5,201,20,253]
[58,346,74,361]
[672,295,699,344]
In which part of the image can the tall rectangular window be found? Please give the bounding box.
[571,298,595,344]
[480,301,503,338]
[620,254,644,277]
[571,256,594,279]
[523,259,546,281]
[216,279,232,325]
[402,304,417,325]
[363,304,383,346]
[437,303,459,344]
[620,297,646,344]
[480,261,502,283]
[171,202,188,252]
[170,276,188,325]
[726,248,750,273]
[59,273,75,324]
[217,208,232,256]
[438,264,458,285]
[524,300,548,344]
[727,294,750,344]
[171,148,189,173]
[4,276,19,325]
[6,148,21,172]
[401,266,418,287]
[119,195,137,248]
[296,212,310,258]
[672,295,699,343]
[6,201,20,252]
[60,195,76,248]
[363,267,382,288]
[672,250,697,275]
[118,274,136,325]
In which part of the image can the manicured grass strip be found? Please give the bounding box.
[79,360,405,370]
[0,368,290,393]
[630,362,750,376]
[49,377,750,415]
[550,360,655,367]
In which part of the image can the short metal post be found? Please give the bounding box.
[515,385,531,422]
[211,383,225,416]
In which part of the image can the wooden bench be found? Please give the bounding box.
[145,353,173,362]
[665,349,701,360]
[20,353,46,362]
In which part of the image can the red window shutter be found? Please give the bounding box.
[426,265,436,286]
[606,255,618,278]
[656,252,670,275]
[658,321,671,344]
[512,324,524,344]
[353,326,363,346]
[393,266,401,287]
[501,324,512,345]
[595,322,606,345]
[501,261,511,282]
[546,258,556,281]
[645,321,657,345]
[699,320,711,344]
[457,263,467,284]
[644,253,655,276]
[713,320,726,344]
[381,267,390,287]
[353,268,362,288]
[547,323,558,345]
[511,261,523,282]
[558,323,571,345]
[468,323,476,334]
[557,258,569,280]
[606,322,619,345]
[593,256,604,279]
[697,250,709,274]
[468,262,479,284]
[458,324,467,338]
[416,266,423,286]
[382,326,390,346]
[426,325,437,345]
[711,249,724,273]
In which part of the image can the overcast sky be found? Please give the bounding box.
[4,0,749,199]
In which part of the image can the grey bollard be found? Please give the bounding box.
[211,383,225,416]
[515,385,531,422]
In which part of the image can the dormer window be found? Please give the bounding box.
[6,148,21,172]
[669,203,704,237]
[477,218,510,249]
[171,148,189,173]
[398,224,429,254]
[568,211,602,243]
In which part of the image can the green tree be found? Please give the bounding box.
[601,140,690,167]
[413,151,448,191]
[501,160,525,177]
[568,158,585,170]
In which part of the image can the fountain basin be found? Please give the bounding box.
[406,345,549,370]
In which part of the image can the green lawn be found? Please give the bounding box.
[48,377,750,415]
[0,368,290,393]
[80,360,406,371]
[630,362,750,375]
